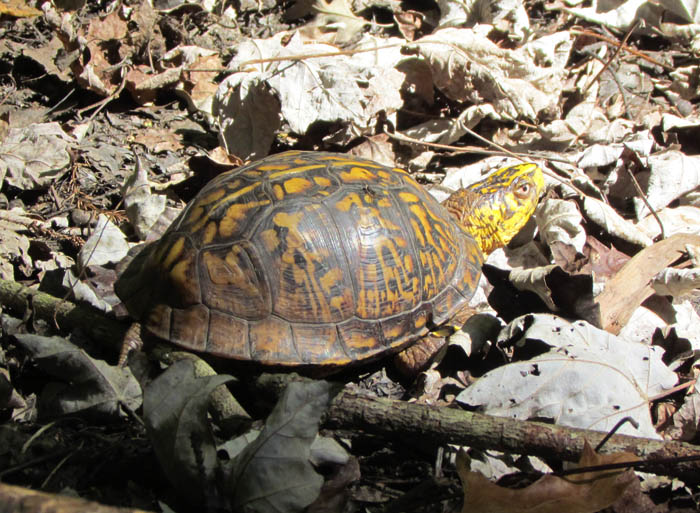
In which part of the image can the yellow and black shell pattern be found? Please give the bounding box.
[115,151,483,368]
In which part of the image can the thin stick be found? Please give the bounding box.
[569,27,673,71]
[623,154,666,240]
[186,42,405,73]
[582,20,640,95]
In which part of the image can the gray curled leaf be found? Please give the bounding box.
[227,380,342,513]
[143,359,235,508]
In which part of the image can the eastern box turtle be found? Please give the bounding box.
[115,151,543,369]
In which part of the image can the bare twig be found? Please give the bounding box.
[622,152,666,239]
[570,27,673,71]
[582,20,640,95]
[582,50,633,119]
[77,66,129,121]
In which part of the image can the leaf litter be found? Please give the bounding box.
[1,0,700,511]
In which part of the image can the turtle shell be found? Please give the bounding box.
[115,151,483,368]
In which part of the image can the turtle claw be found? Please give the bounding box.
[118,322,144,367]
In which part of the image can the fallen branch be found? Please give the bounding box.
[253,375,700,482]
[327,391,700,481]
[0,278,127,349]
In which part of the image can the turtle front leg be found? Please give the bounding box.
[392,335,448,377]
[392,305,479,377]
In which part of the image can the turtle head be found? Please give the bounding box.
[444,163,544,255]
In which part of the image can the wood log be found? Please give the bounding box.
[252,373,700,482]
[326,390,700,481]
[0,278,127,348]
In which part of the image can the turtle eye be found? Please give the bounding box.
[515,182,531,199]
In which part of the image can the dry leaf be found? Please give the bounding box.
[215,32,403,158]
[583,237,630,280]
[536,198,587,264]
[0,122,73,190]
[130,127,183,154]
[457,314,676,438]
[636,206,700,239]
[347,134,397,166]
[304,0,368,44]
[125,66,182,106]
[176,49,222,117]
[0,208,33,280]
[122,156,167,240]
[207,146,243,167]
[458,441,638,513]
[652,268,700,297]
[415,28,572,121]
[394,9,423,40]
[668,371,700,440]
[582,196,653,247]
[596,234,700,334]
[564,0,664,35]
[79,10,130,95]
[633,150,700,219]
[509,265,558,311]
[77,215,130,269]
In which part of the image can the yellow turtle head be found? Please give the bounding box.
[444,163,545,255]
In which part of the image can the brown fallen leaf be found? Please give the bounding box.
[394,9,424,41]
[180,52,221,105]
[458,441,639,513]
[307,456,361,513]
[57,9,130,96]
[583,236,630,279]
[348,134,397,167]
[81,10,129,94]
[0,111,8,142]
[130,127,183,154]
[595,233,700,334]
[207,146,243,167]
[125,66,173,105]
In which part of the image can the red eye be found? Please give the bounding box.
[515,183,531,199]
